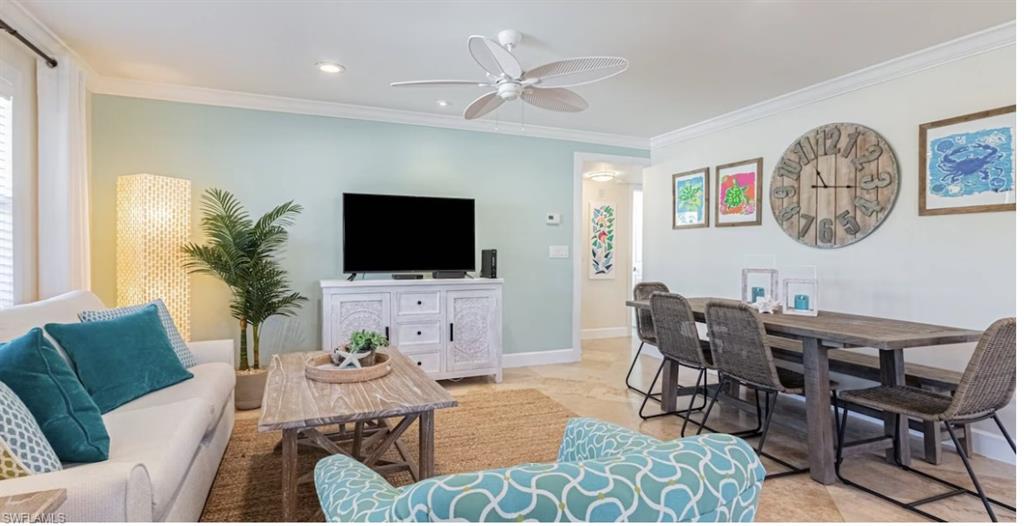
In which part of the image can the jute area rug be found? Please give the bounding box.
[200,388,577,522]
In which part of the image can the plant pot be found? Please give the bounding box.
[235,369,268,410]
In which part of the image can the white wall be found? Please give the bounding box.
[644,46,1015,459]
[581,178,633,336]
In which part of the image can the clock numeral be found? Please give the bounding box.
[837,210,861,235]
[799,213,815,239]
[818,218,834,244]
[772,185,796,199]
[859,170,893,190]
[841,130,862,159]
[779,203,800,221]
[824,126,841,155]
[853,145,883,171]
[777,159,801,180]
[794,137,817,165]
[854,196,882,216]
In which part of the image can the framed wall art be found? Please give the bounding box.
[715,158,763,227]
[589,201,616,279]
[673,168,710,229]
[919,105,1015,215]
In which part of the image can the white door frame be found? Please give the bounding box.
[572,152,651,361]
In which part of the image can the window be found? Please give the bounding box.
[0,88,12,308]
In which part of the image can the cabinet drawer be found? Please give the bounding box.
[396,321,440,345]
[396,291,441,316]
[407,352,441,374]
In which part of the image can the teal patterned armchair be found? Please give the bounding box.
[315,418,765,522]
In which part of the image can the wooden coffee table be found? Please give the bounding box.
[258,348,457,521]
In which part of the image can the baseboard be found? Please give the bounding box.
[503,348,578,368]
[581,326,629,340]
[969,427,1015,465]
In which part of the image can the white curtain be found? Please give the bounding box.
[36,56,90,298]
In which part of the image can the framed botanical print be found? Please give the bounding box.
[672,168,709,229]
[588,201,615,279]
[919,105,1015,215]
[715,158,763,227]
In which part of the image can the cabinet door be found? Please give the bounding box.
[445,290,498,372]
[326,293,391,350]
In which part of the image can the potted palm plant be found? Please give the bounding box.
[182,188,306,409]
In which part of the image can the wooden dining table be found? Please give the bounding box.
[625,297,981,485]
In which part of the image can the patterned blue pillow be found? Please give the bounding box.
[0,382,62,479]
[79,299,197,368]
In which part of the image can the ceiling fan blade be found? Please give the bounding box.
[467,35,523,79]
[390,80,488,87]
[524,57,628,88]
[463,91,504,120]
[522,87,589,113]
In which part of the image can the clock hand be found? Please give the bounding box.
[815,170,829,188]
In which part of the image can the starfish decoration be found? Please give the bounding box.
[330,346,372,369]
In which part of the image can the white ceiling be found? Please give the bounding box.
[22,1,1014,139]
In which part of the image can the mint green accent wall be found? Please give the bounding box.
[90,95,647,357]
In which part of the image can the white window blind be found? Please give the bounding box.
[0,92,12,308]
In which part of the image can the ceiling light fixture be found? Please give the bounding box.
[585,170,619,183]
[436,100,450,107]
[316,62,345,74]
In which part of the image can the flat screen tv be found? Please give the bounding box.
[343,193,475,273]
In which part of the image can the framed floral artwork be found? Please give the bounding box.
[715,158,763,227]
[589,201,615,279]
[919,105,1015,215]
[673,168,710,229]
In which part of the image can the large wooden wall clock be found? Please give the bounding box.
[770,123,899,248]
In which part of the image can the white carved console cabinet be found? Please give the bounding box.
[320,278,503,382]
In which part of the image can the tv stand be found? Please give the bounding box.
[320,278,504,383]
[346,273,357,281]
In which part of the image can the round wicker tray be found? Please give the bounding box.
[304,352,392,383]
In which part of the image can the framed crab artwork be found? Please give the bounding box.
[919,105,1015,215]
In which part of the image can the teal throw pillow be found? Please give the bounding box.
[0,328,109,463]
[46,305,194,413]
[79,299,197,368]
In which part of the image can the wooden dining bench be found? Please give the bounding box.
[765,335,969,465]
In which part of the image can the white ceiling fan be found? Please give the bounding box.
[390,29,628,120]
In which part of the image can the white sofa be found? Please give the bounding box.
[0,291,236,522]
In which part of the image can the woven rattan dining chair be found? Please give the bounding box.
[835,317,1016,522]
[694,299,838,479]
[638,292,713,422]
[626,282,670,398]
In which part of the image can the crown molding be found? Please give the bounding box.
[89,76,650,150]
[651,21,1016,152]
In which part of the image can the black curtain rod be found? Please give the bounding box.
[0,17,58,68]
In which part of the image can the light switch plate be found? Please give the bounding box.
[546,212,561,225]
[549,245,569,258]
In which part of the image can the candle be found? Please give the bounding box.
[794,294,810,311]
[751,286,765,302]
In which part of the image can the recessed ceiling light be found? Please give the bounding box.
[316,62,345,74]
[585,170,619,182]
[436,100,450,107]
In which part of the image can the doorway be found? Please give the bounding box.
[572,153,649,356]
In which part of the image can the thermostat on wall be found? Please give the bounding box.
[546,212,561,225]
